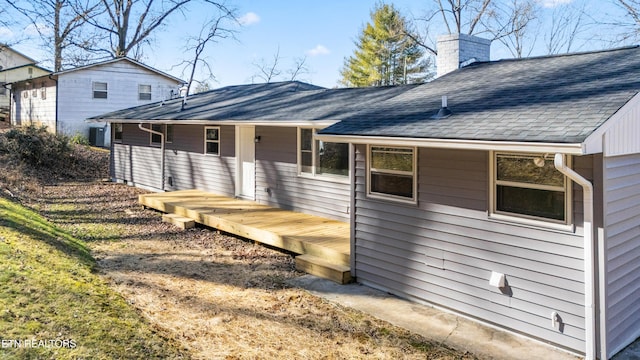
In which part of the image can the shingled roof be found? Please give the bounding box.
[320,45,640,144]
[91,46,640,145]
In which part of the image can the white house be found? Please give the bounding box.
[0,45,50,121]
[10,57,184,146]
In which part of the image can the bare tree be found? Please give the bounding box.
[488,0,539,58]
[250,47,311,83]
[286,56,308,81]
[251,47,282,83]
[544,1,588,54]
[436,0,492,35]
[410,0,541,58]
[83,0,233,59]
[174,8,237,93]
[609,0,640,43]
[4,0,100,71]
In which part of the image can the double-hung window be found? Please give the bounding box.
[204,126,220,155]
[368,146,416,202]
[298,128,349,178]
[138,84,152,100]
[93,82,108,99]
[493,153,569,224]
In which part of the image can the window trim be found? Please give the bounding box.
[489,151,573,229]
[204,126,220,156]
[92,81,108,99]
[366,145,417,204]
[113,123,123,143]
[297,127,350,183]
[138,84,152,101]
[149,124,163,146]
[148,124,174,145]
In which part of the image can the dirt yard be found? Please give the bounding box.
[0,130,475,359]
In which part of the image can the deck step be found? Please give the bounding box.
[162,213,195,230]
[295,254,352,284]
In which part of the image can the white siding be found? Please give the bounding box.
[353,145,588,353]
[57,60,181,146]
[603,153,640,358]
[10,78,57,129]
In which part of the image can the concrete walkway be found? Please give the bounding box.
[289,275,582,360]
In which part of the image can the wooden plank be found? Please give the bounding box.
[140,189,351,270]
[162,213,195,230]
[295,254,352,284]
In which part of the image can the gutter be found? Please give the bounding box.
[137,124,165,191]
[316,133,586,155]
[554,153,596,360]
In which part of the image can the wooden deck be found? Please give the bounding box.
[139,190,351,283]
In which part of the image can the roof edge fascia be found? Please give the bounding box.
[316,134,585,155]
[53,57,185,84]
[85,118,340,127]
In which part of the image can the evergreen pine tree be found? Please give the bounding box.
[340,3,432,87]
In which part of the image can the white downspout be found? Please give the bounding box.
[554,153,596,360]
[138,124,165,191]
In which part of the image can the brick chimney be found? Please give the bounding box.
[436,34,491,78]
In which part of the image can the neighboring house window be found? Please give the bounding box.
[368,146,416,202]
[204,126,220,155]
[113,123,123,142]
[150,124,163,145]
[93,82,108,99]
[493,153,569,223]
[138,84,151,100]
[298,128,349,177]
[0,82,6,96]
[40,83,46,100]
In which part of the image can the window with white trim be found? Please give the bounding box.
[493,153,569,223]
[298,128,349,178]
[138,84,151,100]
[93,82,108,99]
[368,146,416,201]
[113,123,123,142]
[204,126,220,155]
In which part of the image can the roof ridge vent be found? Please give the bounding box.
[431,96,452,119]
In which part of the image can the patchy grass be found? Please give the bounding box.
[0,197,188,359]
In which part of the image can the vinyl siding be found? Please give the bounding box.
[111,124,349,222]
[112,124,235,194]
[603,153,640,358]
[353,145,588,352]
[254,126,350,222]
[57,60,181,145]
[11,78,57,129]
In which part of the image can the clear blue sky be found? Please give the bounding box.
[3,0,632,89]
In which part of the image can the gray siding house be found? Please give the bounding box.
[91,35,640,360]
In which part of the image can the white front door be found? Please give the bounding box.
[236,126,256,199]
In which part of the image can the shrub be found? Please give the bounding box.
[70,133,90,146]
[0,125,71,167]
